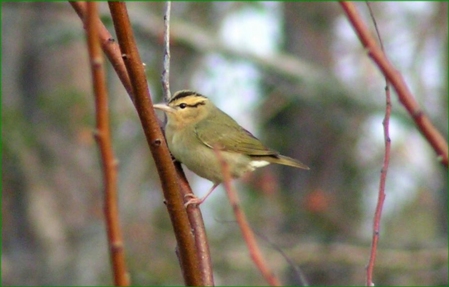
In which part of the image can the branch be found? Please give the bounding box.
[70,2,212,285]
[160,2,214,285]
[339,1,448,168]
[70,1,134,103]
[85,2,129,285]
[175,162,215,286]
[364,3,390,285]
[214,148,281,286]
[161,1,172,101]
[107,2,202,285]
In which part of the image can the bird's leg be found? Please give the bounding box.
[184,183,220,207]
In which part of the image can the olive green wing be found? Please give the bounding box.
[194,114,278,156]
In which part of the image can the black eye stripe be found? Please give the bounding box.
[178,101,206,109]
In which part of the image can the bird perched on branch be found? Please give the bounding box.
[154,90,309,206]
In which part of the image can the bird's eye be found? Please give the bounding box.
[179,103,187,109]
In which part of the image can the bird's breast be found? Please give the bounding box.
[164,125,260,183]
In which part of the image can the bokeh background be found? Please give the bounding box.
[2,2,447,286]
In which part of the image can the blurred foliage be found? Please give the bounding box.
[2,2,447,286]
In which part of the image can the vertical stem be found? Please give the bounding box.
[160,2,214,285]
[366,85,390,286]
[85,2,129,285]
[364,3,391,285]
[161,1,172,101]
[107,2,203,285]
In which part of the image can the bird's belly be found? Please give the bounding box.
[167,130,254,183]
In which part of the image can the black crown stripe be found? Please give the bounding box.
[169,90,207,103]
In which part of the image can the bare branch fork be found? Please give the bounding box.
[69,2,214,286]
[339,1,448,168]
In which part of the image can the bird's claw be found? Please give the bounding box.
[183,194,203,208]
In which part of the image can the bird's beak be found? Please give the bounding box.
[153,103,175,113]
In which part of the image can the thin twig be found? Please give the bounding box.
[339,1,448,168]
[364,3,390,286]
[255,231,309,286]
[213,148,281,286]
[107,2,203,285]
[160,2,214,285]
[85,2,129,285]
[161,1,172,101]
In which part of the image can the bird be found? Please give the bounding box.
[153,90,309,206]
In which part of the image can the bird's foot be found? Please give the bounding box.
[183,183,219,208]
[184,194,205,208]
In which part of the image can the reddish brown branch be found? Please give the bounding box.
[365,4,391,285]
[85,2,129,286]
[214,148,281,286]
[366,77,391,286]
[339,1,448,168]
[176,162,215,286]
[70,2,212,285]
[106,2,203,285]
[70,2,134,102]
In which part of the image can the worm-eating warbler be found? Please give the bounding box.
[153,90,309,206]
